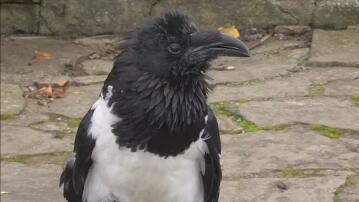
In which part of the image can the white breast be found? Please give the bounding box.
[83,97,206,202]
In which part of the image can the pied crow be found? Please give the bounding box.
[60,11,250,202]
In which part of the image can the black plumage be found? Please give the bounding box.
[60,11,249,202]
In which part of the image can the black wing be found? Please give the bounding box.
[202,107,222,202]
[60,109,96,202]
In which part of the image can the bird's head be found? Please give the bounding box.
[121,11,250,80]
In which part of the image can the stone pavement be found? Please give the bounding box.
[1,28,359,202]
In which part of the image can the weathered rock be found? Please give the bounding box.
[0,36,92,84]
[335,176,359,202]
[209,77,311,103]
[216,115,243,134]
[308,29,359,67]
[324,79,359,96]
[1,163,65,202]
[313,0,359,29]
[221,127,359,178]
[45,84,102,118]
[0,4,39,34]
[208,47,308,85]
[31,121,70,132]
[226,97,359,130]
[0,84,25,115]
[1,99,48,127]
[0,125,72,157]
[220,176,346,202]
[81,59,113,75]
[73,35,121,47]
[274,25,311,35]
[294,67,359,84]
[39,0,154,35]
[153,0,315,30]
[71,75,107,86]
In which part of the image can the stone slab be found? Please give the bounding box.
[1,125,72,157]
[153,0,315,30]
[209,77,311,103]
[45,84,102,118]
[227,97,359,130]
[336,176,359,202]
[221,127,359,178]
[71,75,107,86]
[324,79,359,96]
[220,176,346,202]
[0,84,25,115]
[0,37,92,84]
[208,47,308,85]
[313,0,359,29]
[1,163,65,202]
[308,29,359,67]
[39,0,153,35]
[0,4,39,34]
[81,59,114,75]
[294,67,359,84]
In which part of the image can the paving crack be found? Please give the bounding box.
[223,168,359,181]
[38,0,54,35]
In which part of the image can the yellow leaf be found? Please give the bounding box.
[218,25,240,38]
[34,51,52,60]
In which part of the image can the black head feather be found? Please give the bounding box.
[102,11,249,156]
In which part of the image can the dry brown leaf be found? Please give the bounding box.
[218,25,240,38]
[34,51,52,60]
[38,85,53,98]
[62,81,71,93]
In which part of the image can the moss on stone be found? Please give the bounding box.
[47,113,63,122]
[351,95,359,108]
[309,84,325,96]
[1,151,69,165]
[1,155,27,163]
[0,113,16,120]
[344,175,356,187]
[67,118,81,128]
[209,102,232,117]
[282,168,305,178]
[238,119,261,133]
[261,124,292,131]
[236,99,250,104]
[310,124,344,139]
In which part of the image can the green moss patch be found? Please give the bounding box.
[352,95,359,108]
[67,118,81,128]
[1,155,27,163]
[47,113,64,122]
[1,151,69,165]
[209,102,232,117]
[210,102,292,133]
[310,124,344,139]
[0,113,16,121]
[309,84,325,96]
[238,119,261,133]
[282,168,305,178]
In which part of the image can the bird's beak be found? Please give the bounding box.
[189,31,250,59]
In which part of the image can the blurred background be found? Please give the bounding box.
[1,0,359,202]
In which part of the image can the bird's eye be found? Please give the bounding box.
[168,43,182,54]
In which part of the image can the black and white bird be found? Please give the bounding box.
[60,11,250,202]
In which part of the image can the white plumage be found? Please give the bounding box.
[83,96,207,202]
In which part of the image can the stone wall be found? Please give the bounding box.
[1,0,359,36]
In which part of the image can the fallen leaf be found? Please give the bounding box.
[23,80,71,105]
[33,51,52,60]
[62,81,71,93]
[38,85,53,98]
[218,25,240,38]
